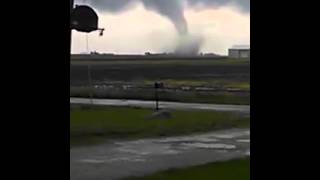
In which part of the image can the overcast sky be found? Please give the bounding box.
[71,0,250,55]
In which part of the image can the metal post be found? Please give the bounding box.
[155,88,159,111]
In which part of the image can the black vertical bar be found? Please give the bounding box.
[70,0,74,54]
[155,88,159,111]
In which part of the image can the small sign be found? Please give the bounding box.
[154,82,164,89]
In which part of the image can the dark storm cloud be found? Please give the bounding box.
[88,0,249,34]
[186,0,250,13]
[87,0,138,13]
[86,0,249,55]
[141,0,188,35]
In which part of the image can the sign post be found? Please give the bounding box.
[154,82,164,111]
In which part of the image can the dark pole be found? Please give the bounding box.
[70,0,74,54]
[155,87,159,111]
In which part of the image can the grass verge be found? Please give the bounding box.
[122,158,250,180]
[70,106,249,147]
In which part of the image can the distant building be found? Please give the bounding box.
[228,45,250,59]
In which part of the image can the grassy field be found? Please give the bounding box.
[122,158,250,180]
[71,58,250,66]
[70,59,250,84]
[144,79,250,90]
[70,58,250,105]
[70,105,249,147]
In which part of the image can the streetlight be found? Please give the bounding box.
[70,1,104,105]
[70,0,105,51]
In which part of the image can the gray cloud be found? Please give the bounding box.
[186,0,250,13]
[88,0,249,34]
[84,0,249,55]
[87,0,138,13]
[141,0,188,35]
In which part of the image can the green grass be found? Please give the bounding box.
[226,82,250,90]
[143,79,250,90]
[144,79,209,87]
[122,158,250,180]
[70,106,249,147]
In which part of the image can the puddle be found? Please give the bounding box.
[118,148,151,155]
[111,130,250,157]
[117,144,181,156]
[181,143,236,150]
[80,156,147,164]
[157,137,218,143]
[107,157,146,162]
[80,159,105,164]
[209,131,250,139]
[236,139,250,143]
[210,134,235,139]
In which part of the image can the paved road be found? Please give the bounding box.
[70,98,250,114]
[70,128,250,180]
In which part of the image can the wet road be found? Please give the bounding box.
[70,128,250,180]
[70,98,250,114]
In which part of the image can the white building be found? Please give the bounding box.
[228,45,250,59]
